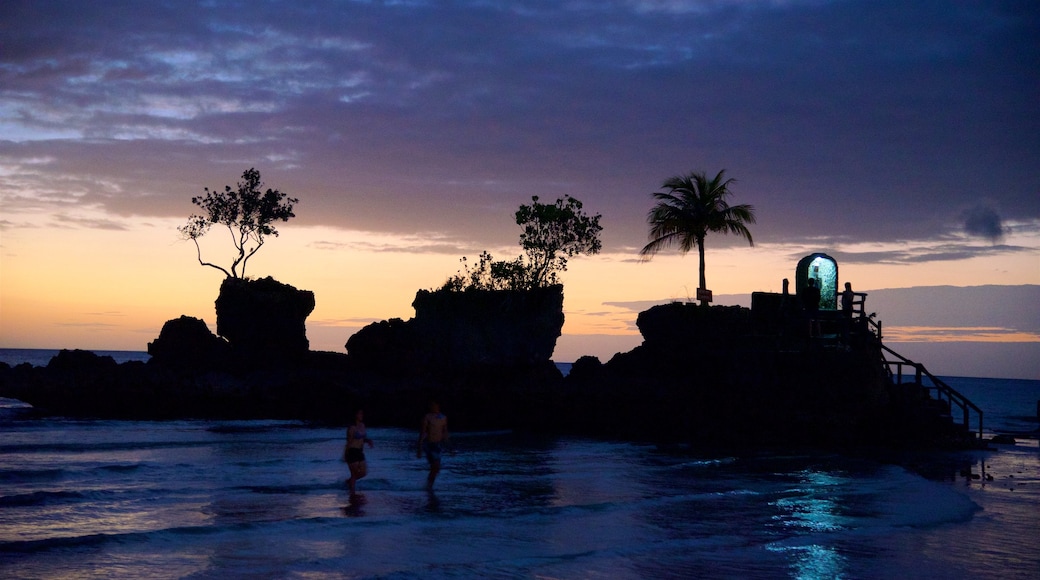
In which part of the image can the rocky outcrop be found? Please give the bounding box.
[342,285,567,430]
[637,302,752,350]
[0,348,363,420]
[559,302,897,449]
[147,315,230,371]
[0,287,971,451]
[215,276,315,366]
[347,285,565,371]
[0,282,568,428]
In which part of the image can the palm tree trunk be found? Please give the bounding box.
[697,236,707,305]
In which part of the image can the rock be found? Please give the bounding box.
[344,317,419,373]
[347,285,565,371]
[148,315,230,371]
[567,355,604,382]
[559,302,898,447]
[637,302,751,350]
[341,285,567,430]
[215,276,315,366]
[46,348,118,372]
[411,285,564,368]
[0,279,983,454]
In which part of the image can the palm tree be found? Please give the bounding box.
[639,170,756,304]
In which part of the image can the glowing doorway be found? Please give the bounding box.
[795,253,838,310]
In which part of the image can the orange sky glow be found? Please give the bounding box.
[3,209,1038,378]
[1,1,1038,380]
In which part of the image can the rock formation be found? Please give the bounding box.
[215,276,314,367]
[147,315,230,371]
[562,303,874,443]
[0,282,980,451]
[342,284,566,430]
[347,285,564,370]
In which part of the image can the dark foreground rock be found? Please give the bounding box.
[346,285,564,370]
[147,315,231,372]
[0,284,568,430]
[215,276,315,366]
[556,302,978,450]
[0,288,975,451]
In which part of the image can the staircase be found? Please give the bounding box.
[858,306,985,446]
[879,344,984,445]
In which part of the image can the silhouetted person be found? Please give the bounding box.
[778,277,797,320]
[841,282,855,315]
[841,282,855,343]
[802,278,821,311]
[802,278,821,338]
[344,408,374,495]
[417,400,450,489]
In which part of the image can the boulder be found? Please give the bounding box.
[411,284,564,367]
[344,317,419,373]
[347,285,565,371]
[147,315,230,371]
[215,276,315,366]
[637,302,751,350]
[46,348,118,372]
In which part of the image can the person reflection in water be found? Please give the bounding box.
[417,400,450,490]
[344,408,374,495]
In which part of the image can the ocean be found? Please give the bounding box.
[1,349,1038,579]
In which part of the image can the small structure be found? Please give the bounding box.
[747,251,985,445]
[751,252,848,340]
[796,252,838,310]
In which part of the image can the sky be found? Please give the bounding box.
[1,0,1038,379]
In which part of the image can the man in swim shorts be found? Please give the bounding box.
[417,400,449,489]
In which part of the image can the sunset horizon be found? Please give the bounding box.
[2,1,1037,379]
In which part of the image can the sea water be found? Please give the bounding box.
[0,349,152,368]
[1,351,1038,579]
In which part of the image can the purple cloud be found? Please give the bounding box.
[0,0,1036,259]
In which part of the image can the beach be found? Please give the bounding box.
[1,350,1038,578]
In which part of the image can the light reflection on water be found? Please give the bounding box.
[767,543,848,580]
[0,416,1038,578]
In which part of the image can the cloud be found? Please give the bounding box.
[828,242,1034,265]
[961,205,1007,242]
[882,326,1040,343]
[0,0,1037,250]
[308,317,381,328]
[54,321,120,329]
[307,238,474,255]
[52,213,131,231]
[864,285,1040,334]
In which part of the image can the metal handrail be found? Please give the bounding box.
[880,344,984,441]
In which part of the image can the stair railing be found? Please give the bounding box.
[880,344,984,441]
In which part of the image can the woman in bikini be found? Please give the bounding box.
[344,408,374,494]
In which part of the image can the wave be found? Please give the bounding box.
[0,490,88,507]
[0,468,65,482]
[0,531,120,554]
[97,463,143,472]
[230,482,346,495]
[0,434,338,455]
[0,522,224,555]
[662,457,739,469]
[205,421,310,434]
[0,440,213,454]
